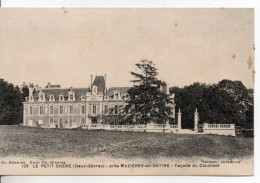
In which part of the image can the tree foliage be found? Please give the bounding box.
[0,79,22,125]
[170,80,254,129]
[0,79,31,125]
[125,60,173,124]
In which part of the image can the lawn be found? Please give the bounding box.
[0,125,254,159]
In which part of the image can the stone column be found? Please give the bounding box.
[194,108,199,132]
[178,108,182,130]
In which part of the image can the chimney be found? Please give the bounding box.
[29,85,34,97]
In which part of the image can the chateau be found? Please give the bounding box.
[23,75,176,128]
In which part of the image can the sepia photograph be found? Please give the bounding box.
[0,8,254,175]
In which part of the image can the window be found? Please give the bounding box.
[70,106,73,114]
[69,94,73,100]
[119,105,123,113]
[59,119,63,127]
[114,93,118,100]
[50,119,54,124]
[114,118,119,125]
[50,95,54,101]
[29,106,32,115]
[104,105,108,114]
[40,106,43,114]
[59,95,63,101]
[40,95,43,101]
[115,105,118,114]
[81,106,85,114]
[64,107,68,114]
[44,107,48,114]
[60,106,63,114]
[93,105,96,114]
[50,106,54,114]
[109,107,113,114]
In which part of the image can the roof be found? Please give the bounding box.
[31,85,131,101]
[92,76,105,94]
[106,87,131,97]
[33,88,90,101]
[48,85,61,88]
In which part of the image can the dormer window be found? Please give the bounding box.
[114,91,120,100]
[39,95,43,101]
[68,88,75,101]
[59,95,64,101]
[68,92,75,101]
[49,95,55,101]
[116,93,119,99]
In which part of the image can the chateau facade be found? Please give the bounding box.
[23,75,175,128]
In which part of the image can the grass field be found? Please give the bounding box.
[0,125,254,160]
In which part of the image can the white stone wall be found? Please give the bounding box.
[203,123,235,136]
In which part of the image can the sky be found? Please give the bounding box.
[0,8,254,89]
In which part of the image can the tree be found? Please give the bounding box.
[170,82,210,129]
[125,59,173,125]
[169,79,254,129]
[0,79,23,125]
[216,80,253,128]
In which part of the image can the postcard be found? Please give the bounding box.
[0,8,254,175]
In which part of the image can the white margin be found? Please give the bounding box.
[1,0,259,183]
